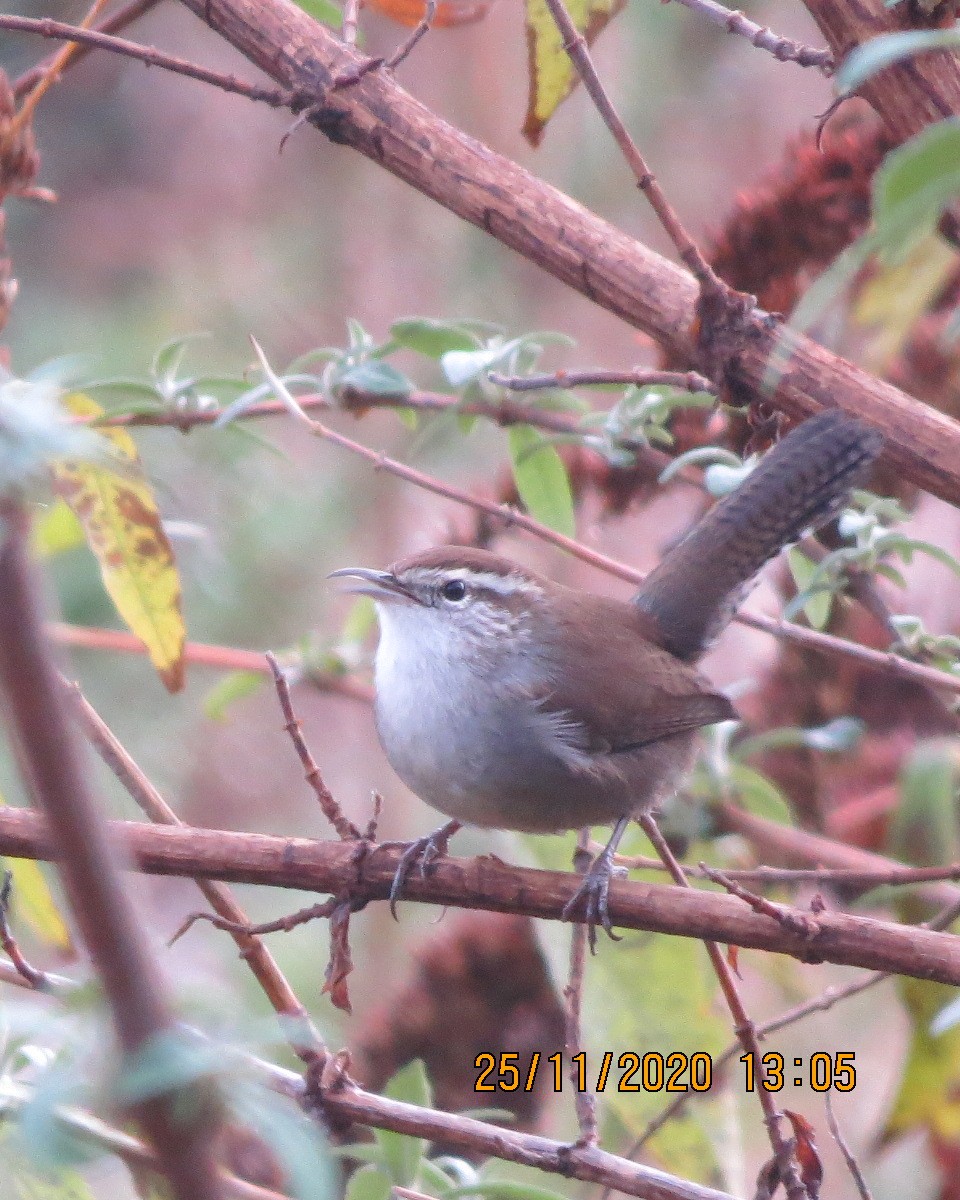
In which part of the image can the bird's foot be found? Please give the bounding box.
[561,848,626,953]
[562,816,632,953]
[383,819,462,919]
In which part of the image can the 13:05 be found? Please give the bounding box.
[740,1052,856,1092]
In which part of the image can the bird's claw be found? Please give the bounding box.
[562,853,624,953]
[384,819,461,919]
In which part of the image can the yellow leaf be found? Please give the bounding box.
[52,393,186,693]
[2,856,71,951]
[523,0,625,146]
[0,798,71,950]
[883,976,960,1142]
[852,235,956,374]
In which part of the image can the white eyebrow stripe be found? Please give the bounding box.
[412,568,544,597]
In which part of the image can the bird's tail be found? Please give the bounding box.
[633,409,884,661]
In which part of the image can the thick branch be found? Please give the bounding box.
[170,0,960,509]
[0,514,223,1200]
[802,0,960,141]
[0,806,958,984]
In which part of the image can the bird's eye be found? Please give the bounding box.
[440,579,467,602]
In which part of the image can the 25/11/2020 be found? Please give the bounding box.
[474,1052,713,1094]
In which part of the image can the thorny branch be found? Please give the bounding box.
[0,806,957,984]
[266,653,362,841]
[12,0,163,99]
[0,14,291,107]
[664,0,834,71]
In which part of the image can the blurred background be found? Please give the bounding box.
[3,2,960,1197]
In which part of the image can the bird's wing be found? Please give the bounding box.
[529,591,737,758]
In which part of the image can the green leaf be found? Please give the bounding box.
[657,446,743,484]
[344,1167,392,1200]
[296,0,343,22]
[340,597,377,645]
[0,1129,98,1200]
[378,1061,431,1186]
[444,1185,572,1200]
[390,318,481,358]
[879,533,960,579]
[233,1081,336,1200]
[838,27,960,94]
[81,379,166,407]
[803,716,866,752]
[873,118,960,230]
[789,119,960,340]
[151,333,210,389]
[347,319,374,353]
[786,547,833,629]
[113,1032,221,1106]
[890,740,960,866]
[203,671,265,721]
[334,360,413,399]
[507,425,576,537]
[443,342,521,388]
[729,763,793,825]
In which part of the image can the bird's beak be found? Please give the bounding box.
[328,567,417,603]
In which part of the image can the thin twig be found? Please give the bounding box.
[0,949,734,1200]
[714,801,960,910]
[12,0,163,99]
[342,0,360,44]
[565,830,599,1146]
[48,622,373,703]
[540,0,725,294]
[383,0,438,71]
[0,871,52,990]
[605,847,960,890]
[698,862,821,939]
[663,0,833,72]
[489,369,714,393]
[0,956,73,993]
[9,0,111,136]
[637,814,808,1200]
[824,1093,873,1200]
[64,679,328,1064]
[170,898,338,944]
[0,15,292,107]
[266,653,362,840]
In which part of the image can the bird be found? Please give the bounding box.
[331,409,883,942]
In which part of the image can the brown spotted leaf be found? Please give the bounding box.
[52,393,186,692]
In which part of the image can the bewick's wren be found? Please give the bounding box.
[332,410,882,939]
